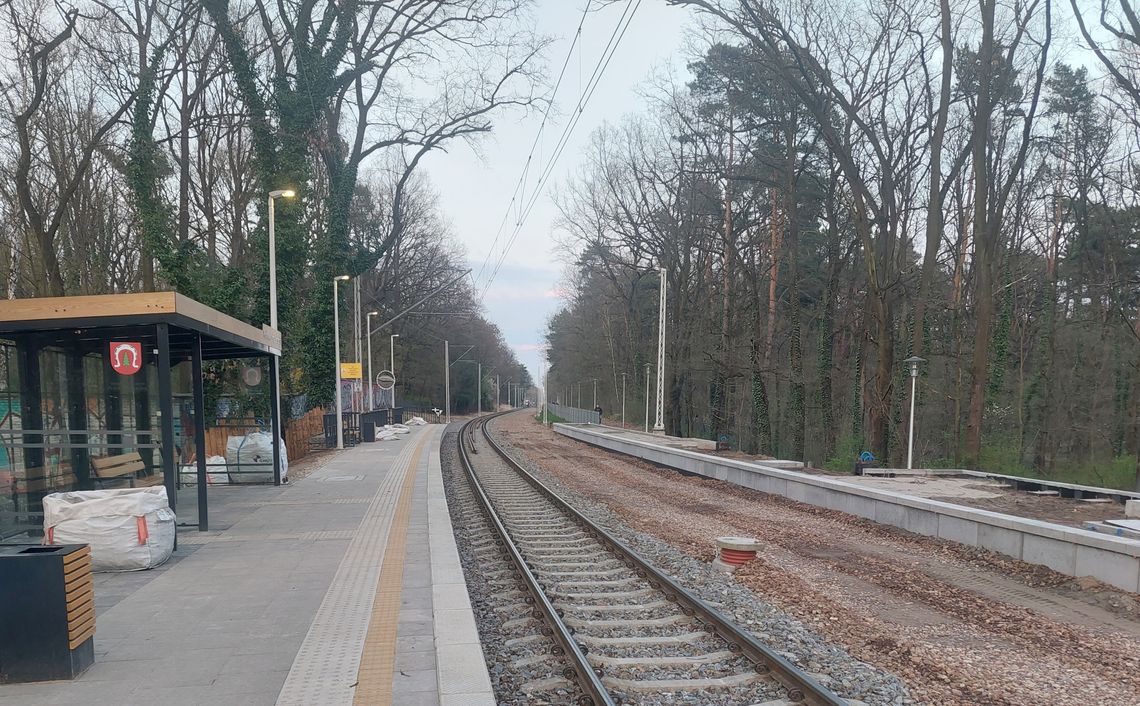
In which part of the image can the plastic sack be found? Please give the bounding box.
[43,487,175,572]
[225,432,288,483]
[179,455,230,485]
[406,416,428,426]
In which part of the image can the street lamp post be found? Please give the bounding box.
[444,341,451,424]
[333,275,351,449]
[543,360,549,425]
[267,189,296,330]
[621,372,627,428]
[644,363,651,433]
[592,378,597,409]
[904,356,926,470]
[366,311,378,411]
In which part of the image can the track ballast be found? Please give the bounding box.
[457,412,848,706]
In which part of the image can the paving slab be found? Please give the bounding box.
[0,421,493,706]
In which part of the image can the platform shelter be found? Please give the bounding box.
[0,292,282,541]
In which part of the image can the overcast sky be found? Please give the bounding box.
[423,0,695,387]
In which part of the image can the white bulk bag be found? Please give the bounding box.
[43,487,176,572]
[406,416,428,426]
[178,455,230,485]
[225,432,288,483]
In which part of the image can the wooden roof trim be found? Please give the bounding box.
[0,292,281,355]
[173,294,281,352]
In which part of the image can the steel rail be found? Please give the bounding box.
[477,412,848,706]
[457,414,615,706]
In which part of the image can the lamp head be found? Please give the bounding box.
[334,275,351,282]
[367,311,379,317]
[269,189,296,199]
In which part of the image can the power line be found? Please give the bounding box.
[474,1,594,286]
[480,0,644,298]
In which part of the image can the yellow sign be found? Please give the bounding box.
[340,362,362,379]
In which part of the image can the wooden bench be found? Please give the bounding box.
[91,453,163,488]
[13,466,78,494]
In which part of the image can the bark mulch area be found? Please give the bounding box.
[494,413,1140,706]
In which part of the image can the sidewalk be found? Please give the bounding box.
[0,423,492,706]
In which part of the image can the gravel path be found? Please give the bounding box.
[492,412,1140,706]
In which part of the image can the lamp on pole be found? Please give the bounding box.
[592,378,598,409]
[621,373,627,428]
[333,275,351,449]
[904,356,926,470]
[267,189,296,330]
[390,333,400,407]
[444,341,451,424]
[644,363,651,433]
[543,360,549,425]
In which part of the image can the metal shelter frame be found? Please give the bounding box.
[0,292,283,534]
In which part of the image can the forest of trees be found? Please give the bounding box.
[546,0,1140,489]
[0,0,534,414]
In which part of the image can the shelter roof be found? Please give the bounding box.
[0,292,281,359]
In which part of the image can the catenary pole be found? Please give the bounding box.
[654,266,666,433]
[366,312,374,411]
[333,276,351,448]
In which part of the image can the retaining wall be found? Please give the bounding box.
[553,423,1140,594]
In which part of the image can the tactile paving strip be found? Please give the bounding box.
[351,438,423,705]
[275,432,429,706]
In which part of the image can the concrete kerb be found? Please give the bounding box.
[554,423,1140,594]
[428,431,496,706]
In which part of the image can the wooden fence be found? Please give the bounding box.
[201,407,326,463]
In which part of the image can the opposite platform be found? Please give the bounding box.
[0,422,492,706]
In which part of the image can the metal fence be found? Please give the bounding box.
[547,403,600,424]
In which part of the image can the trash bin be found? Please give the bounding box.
[362,421,376,443]
[0,544,95,683]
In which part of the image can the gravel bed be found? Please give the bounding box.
[490,422,914,706]
[440,427,585,706]
[493,414,1140,705]
[467,426,795,706]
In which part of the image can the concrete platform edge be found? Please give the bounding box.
[428,427,495,706]
[555,423,1140,594]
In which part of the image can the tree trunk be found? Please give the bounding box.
[964,0,997,466]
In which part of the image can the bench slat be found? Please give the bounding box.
[91,453,146,478]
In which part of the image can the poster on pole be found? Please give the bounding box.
[340,362,362,379]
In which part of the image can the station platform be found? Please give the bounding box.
[0,423,492,706]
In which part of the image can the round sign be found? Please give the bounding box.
[242,366,262,387]
[376,370,396,390]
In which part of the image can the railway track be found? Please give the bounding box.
[457,412,848,706]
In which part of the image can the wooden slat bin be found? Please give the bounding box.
[0,544,95,683]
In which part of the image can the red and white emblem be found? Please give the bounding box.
[110,342,143,375]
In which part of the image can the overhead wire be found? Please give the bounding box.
[479,0,644,299]
[473,1,594,286]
